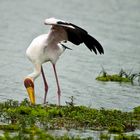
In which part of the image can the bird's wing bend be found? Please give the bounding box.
[44,18,104,54]
[44,17,75,29]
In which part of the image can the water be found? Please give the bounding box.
[0,0,140,111]
[49,129,140,140]
[49,129,104,140]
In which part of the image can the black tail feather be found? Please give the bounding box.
[84,34,104,54]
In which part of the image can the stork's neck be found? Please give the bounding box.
[27,64,41,81]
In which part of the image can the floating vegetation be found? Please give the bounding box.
[0,99,140,139]
[96,67,140,84]
[114,134,140,140]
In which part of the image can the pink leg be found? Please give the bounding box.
[52,64,61,105]
[41,66,48,104]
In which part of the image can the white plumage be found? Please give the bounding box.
[26,34,65,79]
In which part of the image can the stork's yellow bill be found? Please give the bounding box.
[24,78,35,104]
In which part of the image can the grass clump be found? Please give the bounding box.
[96,68,140,84]
[100,133,111,140]
[114,134,139,140]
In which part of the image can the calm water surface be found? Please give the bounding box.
[0,0,140,111]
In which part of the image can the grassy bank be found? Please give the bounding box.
[0,99,140,139]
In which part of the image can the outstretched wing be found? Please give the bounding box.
[44,18,104,54]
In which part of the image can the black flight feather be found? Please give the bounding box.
[57,21,104,54]
[83,34,104,54]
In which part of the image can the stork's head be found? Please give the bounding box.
[24,78,35,104]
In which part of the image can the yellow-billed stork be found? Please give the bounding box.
[24,17,104,105]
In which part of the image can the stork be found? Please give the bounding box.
[24,17,104,105]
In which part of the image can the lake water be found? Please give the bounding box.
[0,0,140,111]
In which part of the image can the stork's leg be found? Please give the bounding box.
[52,64,61,105]
[41,65,48,104]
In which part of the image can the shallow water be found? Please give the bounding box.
[49,129,140,140]
[0,0,140,111]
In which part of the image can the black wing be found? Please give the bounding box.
[57,21,104,54]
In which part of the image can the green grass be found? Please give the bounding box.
[96,74,131,82]
[96,68,140,84]
[0,99,140,139]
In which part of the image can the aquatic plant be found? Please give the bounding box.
[114,134,139,140]
[100,132,111,140]
[65,96,75,106]
[134,106,140,114]
[96,68,140,84]
[0,99,140,139]
[0,130,84,140]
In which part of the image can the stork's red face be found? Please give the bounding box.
[24,78,35,104]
